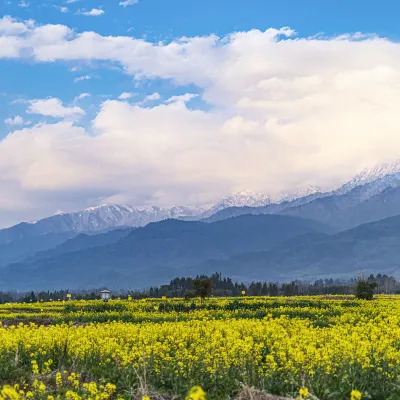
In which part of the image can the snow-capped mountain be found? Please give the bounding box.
[3,159,400,245]
[334,160,400,196]
[199,191,270,218]
[277,185,324,203]
[0,205,135,245]
[0,192,271,244]
[277,160,400,206]
[116,205,207,227]
[24,204,208,235]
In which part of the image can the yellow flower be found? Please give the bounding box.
[56,372,63,387]
[38,382,46,393]
[31,360,39,375]
[0,386,20,400]
[65,390,81,400]
[87,382,98,397]
[186,386,206,400]
[350,390,362,400]
[299,387,309,398]
[142,396,151,400]
[105,383,116,393]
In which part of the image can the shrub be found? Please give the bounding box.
[355,281,377,300]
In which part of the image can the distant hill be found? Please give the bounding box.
[0,232,76,267]
[279,185,400,230]
[0,214,331,290]
[26,228,133,263]
[194,214,400,282]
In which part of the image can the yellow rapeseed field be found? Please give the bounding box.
[0,296,399,399]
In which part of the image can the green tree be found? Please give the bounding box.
[193,279,212,299]
[355,280,378,300]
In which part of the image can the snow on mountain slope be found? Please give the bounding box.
[335,160,400,195]
[0,191,271,242]
[0,204,135,245]
[199,191,270,218]
[277,185,324,203]
[117,205,207,227]
[278,160,400,205]
[24,204,133,233]
[3,159,400,243]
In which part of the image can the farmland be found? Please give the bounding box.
[0,296,399,399]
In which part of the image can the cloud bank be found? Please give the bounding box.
[1,16,400,226]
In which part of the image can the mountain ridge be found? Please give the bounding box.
[0,214,332,290]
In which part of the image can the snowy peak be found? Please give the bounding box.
[278,185,323,203]
[197,191,271,219]
[335,159,400,196]
[8,157,400,241]
[215,191,271,209]
[357,160,400,182]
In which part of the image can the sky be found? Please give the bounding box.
[1,0,400,227]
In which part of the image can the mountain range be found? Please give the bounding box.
[0,214,331,290]
[2,160,400,290]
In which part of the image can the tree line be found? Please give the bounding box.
[0,272,398,303]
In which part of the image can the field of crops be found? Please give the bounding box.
[0,296,399,400]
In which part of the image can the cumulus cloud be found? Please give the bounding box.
[78,8,104,16]
[2,16,400,225]
[26,98,85,119]
[4,115,25,125]
[142,92,160,102]
[118,92,136,100]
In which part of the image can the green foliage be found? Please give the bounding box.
[193,278,212,299]
[355,280,378,300]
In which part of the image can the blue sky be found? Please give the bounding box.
[1,0,400,226]
[2,0,400,131]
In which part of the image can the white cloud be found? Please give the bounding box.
[26,98,85,119]
[74,93,90,102]
[119,0,138,6]
[74,75,91,82]
[3,18,400,224]
[4,115,25,125]
[66,0,79,3]
[59,7,69,13]
[0,16,30,35]
[166,93,198,104]
[118,92,136,100]
[18,1,29,8]
[143,92,160,102]
[78,9,104,16]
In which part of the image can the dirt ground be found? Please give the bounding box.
[134,386,292,400]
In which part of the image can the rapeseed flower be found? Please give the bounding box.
[350,390,362,400]
[186,386,206,400]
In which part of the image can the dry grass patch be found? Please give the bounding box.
[235,386,292,400]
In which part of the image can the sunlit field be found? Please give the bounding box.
[0,295,399,399]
